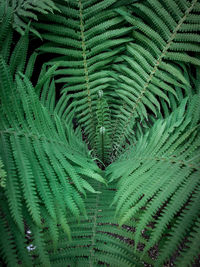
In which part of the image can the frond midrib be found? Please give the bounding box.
[78,0,96,134]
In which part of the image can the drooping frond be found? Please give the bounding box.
[0,55,105,265]
[107,96,200,266]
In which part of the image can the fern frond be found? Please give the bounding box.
[0,158,6,188]
[1,0,200,265]
[0,5,13,59]
[111,0,200,158]
[0,56,105,264]
[10,0,60,36]
[33,182,150,266]
[9,28,29,75]
[0,132,24,233]
[175,218,200,267]
[107,97,200,265]
[24,51,38,79]
[33,0,132,151]
[0,200,22,266]
[155,192,200,266]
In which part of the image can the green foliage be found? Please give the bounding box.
[0,0,60,36]
[0,4,13,61]
[110,0,200,159]
[0,0,200,266]
[0,159,6,187]
[0,44,105,264]
[33,0,132,148]
[107,96,200,265]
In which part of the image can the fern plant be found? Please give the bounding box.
[0,0,60,36]
[0,0,200,266]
